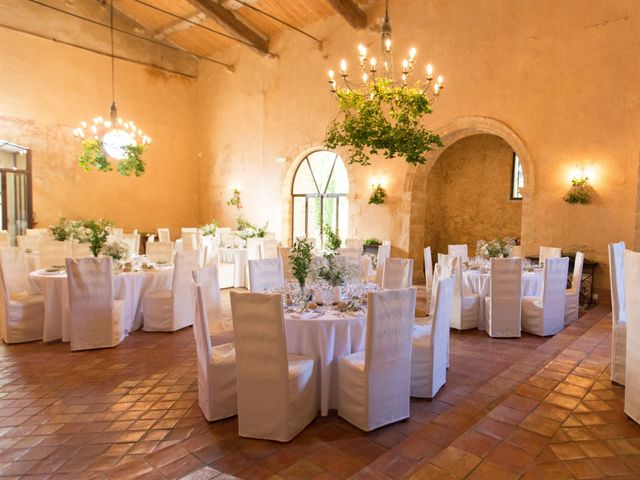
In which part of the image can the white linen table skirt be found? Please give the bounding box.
[463,270,543,330]
[29,267,173,342]
[219,248,248,288]
[285,309,366,416]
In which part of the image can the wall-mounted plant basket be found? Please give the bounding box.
[227,188,242,209]
[564,178,592,204]
[368,184,387,205]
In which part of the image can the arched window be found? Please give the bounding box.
[291,150,348,244]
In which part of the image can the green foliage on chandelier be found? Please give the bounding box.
[78,139,146,177]
[326,77,443,166]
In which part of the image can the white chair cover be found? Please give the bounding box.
[192,284,237,421]
[0,248,43,343]
[71,242,92,258]
[337,247,360,258]
[146,241,174,264]
[39,240,72,269]
[522,257,569,336]
[448,244,469,262]
[381,258,413,289]
[120,234,139,258]
[345,238,363,253]
[142,250,199,332]
[108,227,123,239]
[375,244,391,285]
[182,227,200,246]
[439,254,479,330]
[411,276,453,398]
[230,291,318,442]
[539,246,562,266]
[424,247,433,313]
[158,228,171,243]
[181,232,198,252]
[610,242,626,385]
[624,248,640,424]
[65,257,124,351]
[278,246,292,281]
[338,288,416,431]
[260,239,279,259]
[193,265,233,336]
[564,252,584,324]
[246,237,262,260]
[213,247,236,289]
[26,228,48,237]
[485,258,522,338]
[248,258,285,292]
[511,245,523,258]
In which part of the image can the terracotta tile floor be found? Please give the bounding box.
[0,289,637,479]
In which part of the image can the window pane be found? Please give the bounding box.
[322,197,338,232]
[292,159,317,194]
[307,151,336,193]
[338,197,349,239]
[307,197,322,246]
[326,156,349,194]
[512,154,524,199]
[292,197,307,239]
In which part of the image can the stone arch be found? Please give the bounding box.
[280,146,357,244]
[403,116,535,278]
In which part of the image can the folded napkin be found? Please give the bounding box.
[289,311,321,320]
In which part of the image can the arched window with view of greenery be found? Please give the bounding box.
[291,150,349,245]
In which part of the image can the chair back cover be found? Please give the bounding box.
[570,251,585,292]
[428,263,445,316]
[381,258,413,289]
[539,246,562,266]
[17,234,40,252]
[624,249,640,423]
[429,275,454,392]
[511,245,523,258]
[278,246,292,280]
[424,246,433,291]
[437,254,462,322]
[108,227,123,239]
[230,291,289,436]
[146,241,173,264]
[610,242,626,385]
[193,284,213,364]
[540,257,569,333]
[364,288,416,425]
[375,244,391,284]
[65,257,119,351]
[215,227,231,244]
[246,237,263,260]
[248,258,285,292]
[260,239,279,259]
[120,234,138,257]
[26,228,48,237]
[171,250,200,329]
[0,248,29,300]
[181,227,200,246]
[158,228,171,243]
[448,244,469,261]
[0,230,9,249]
[488,258,522,337]
[39,240,71,269]
[71,242,91,258]
[181,232,198,252]
[193,265,229,333]
[345,238,363,253]
[337,247,360,258]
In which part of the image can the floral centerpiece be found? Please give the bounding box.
[200,220,218,237]
[236,215,268,240]
[48,217,113,257]
[101,240,130,261]
[289,238,313,290]
[476,237,516,259]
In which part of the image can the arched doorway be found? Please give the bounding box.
[404,116,535,279]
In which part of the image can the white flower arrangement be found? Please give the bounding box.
[101,240,130,261]
[476,237,517,259]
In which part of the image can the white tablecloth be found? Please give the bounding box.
[463,270,543,330]
[29,267,174,342]
[285,308,366,416]
[219,248,248,288]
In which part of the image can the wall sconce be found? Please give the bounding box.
[227,185,242,209]
[368,177,387,205]
[564,167,592,204]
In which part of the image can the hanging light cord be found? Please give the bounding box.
[110,0,116,110]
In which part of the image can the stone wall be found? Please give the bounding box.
[424,135,522,257]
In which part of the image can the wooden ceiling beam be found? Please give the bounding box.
[153,12,206,40]
[186,0,269,55]
[326,0,367,29]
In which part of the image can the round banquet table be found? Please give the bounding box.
[285,308,367,416]
[29,266,173,342]
[463,269,543,330]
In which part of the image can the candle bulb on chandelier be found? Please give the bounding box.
[409,47,416,61]
[370,57,377,73]
[426,64,433,80]
[328,70,334,80]
[402,59,409,73]
[358,44,367,58]
[362,73,369,84]
[340,59,348,76]
[384,38,392,52]
[433,83,440,95]
[437,75,444,88]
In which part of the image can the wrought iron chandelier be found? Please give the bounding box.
[73,0,150,176]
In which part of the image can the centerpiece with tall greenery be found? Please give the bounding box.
[322,223,341,253]
[289,238,313,290]
[200,219,218,237]
[235,215,268,240]
[476,237,516,259]
[48,217,113,257]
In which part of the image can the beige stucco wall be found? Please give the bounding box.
[196,0,640,293]
[424,135,522,256]
[0,27,200,237]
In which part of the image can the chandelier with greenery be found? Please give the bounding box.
[73,0,150,177]
[325,0,445,166]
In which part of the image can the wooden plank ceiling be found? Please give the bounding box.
[113,0,370,57]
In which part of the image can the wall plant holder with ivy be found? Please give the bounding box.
[564,177,592,204]
[369,184,387,205]
[227,188,242,209]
